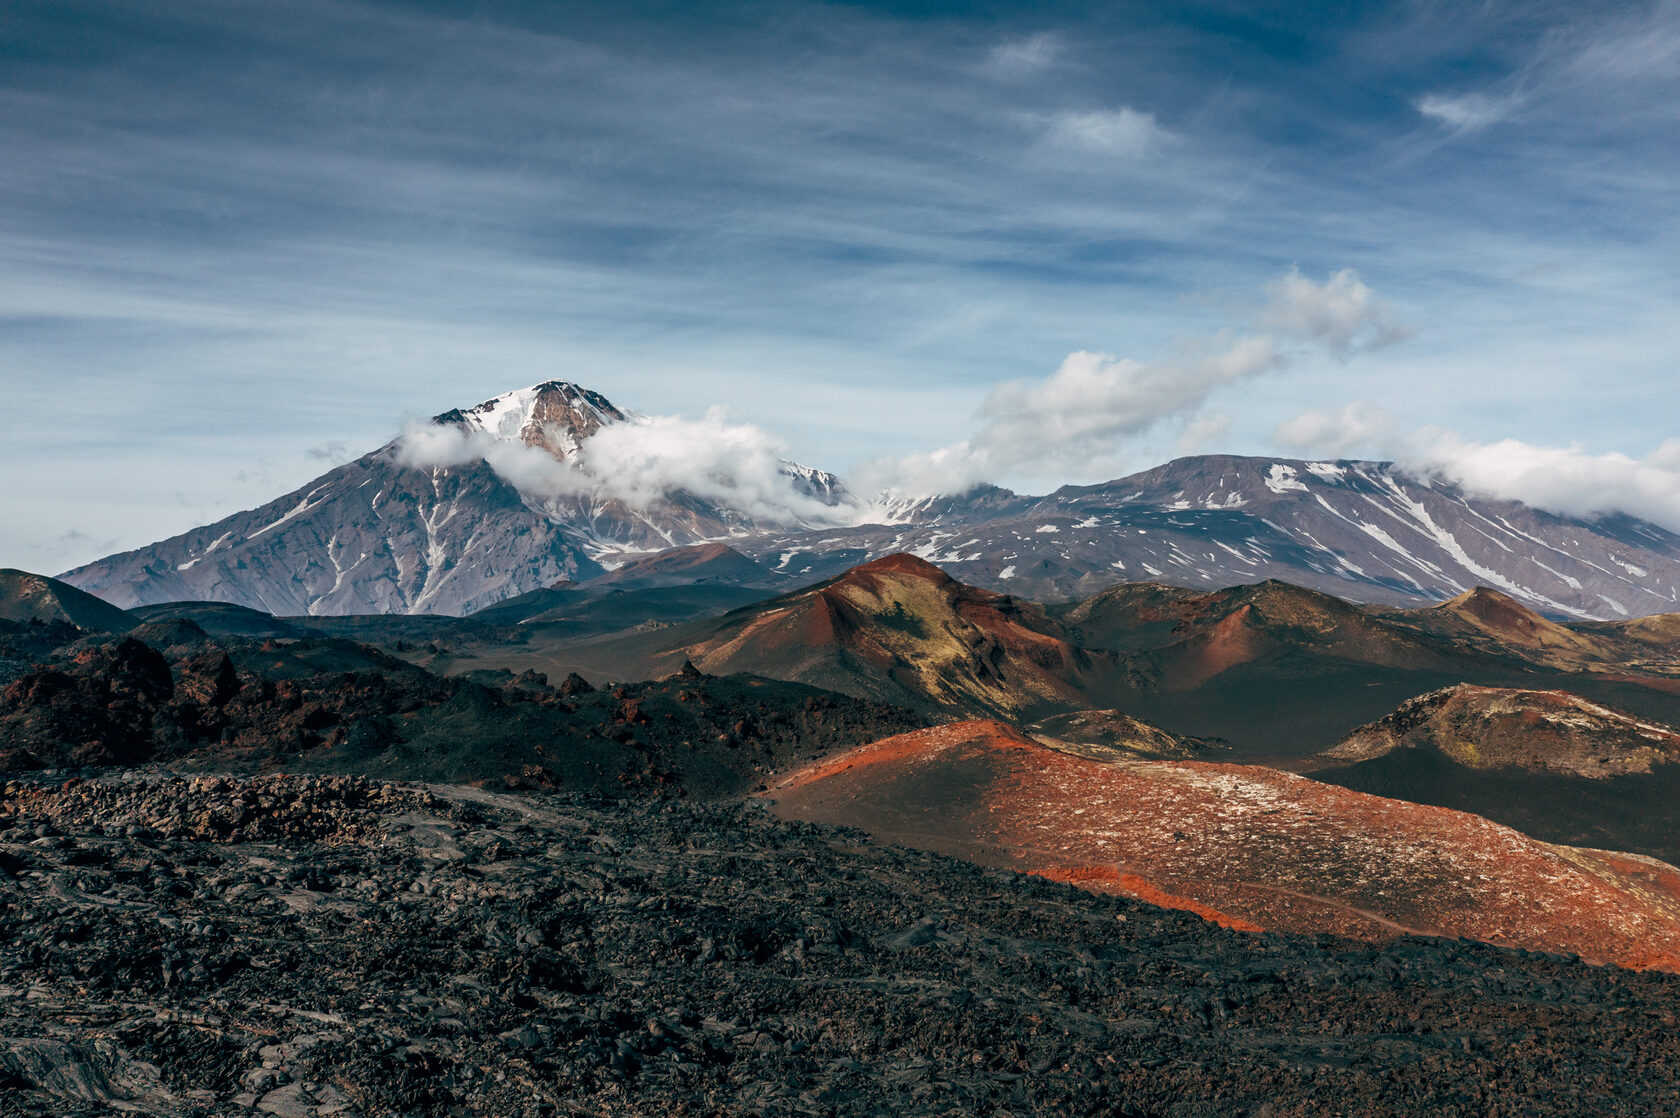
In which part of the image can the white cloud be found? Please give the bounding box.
[853,333,1281,496]
[1272,401,1396,457]
[1407,433,1680,535]
[857,267,1403,497]
[396,408,853,527]
[1415,91,1522,132]
[1045,107,1167,156]
[984,33,1062,79]
[1179,411,1232,454]
[1258,268,1409,357]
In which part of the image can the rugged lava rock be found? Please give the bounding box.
[4,773,1680,1116]
[0,621,926,797]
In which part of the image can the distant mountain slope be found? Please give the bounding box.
[742,455,1680,618]
[60,382,848,617]
[576,542,788,591]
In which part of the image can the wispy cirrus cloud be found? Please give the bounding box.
[1414,0,1680,136]
[1415,91,1523,133]
[983,32,1064,79]
[1042,107,1169,156]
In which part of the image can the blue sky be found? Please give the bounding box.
[3,0,1678,571]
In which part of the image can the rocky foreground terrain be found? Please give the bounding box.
[4,772,1680,1117]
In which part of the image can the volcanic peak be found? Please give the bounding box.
[0,569,136,633]
[679,554,1092,718]
[433,380,628,459]
[837,552,956,586]
[1440,585,1550,630]
[1432,584,1612,661]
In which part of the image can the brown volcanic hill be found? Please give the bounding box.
[0,570,136,633]
[675,553,1105,719]
[1049,579,1473,752]
[1319,684,1680,779]
[1064,579,1450,685]
[765,721,1680,970]
[1302,685,1680,866]
[1400,586,1625,667]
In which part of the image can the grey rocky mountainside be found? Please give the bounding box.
[60,383,1680,619]
[60,382,849,617]
[741,454,1680,618]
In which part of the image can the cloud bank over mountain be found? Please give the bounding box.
[396,407,854,528]
[1273,399,1680,535]
[1415,435,1680,536]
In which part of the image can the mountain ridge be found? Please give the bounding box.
[57,383,1680,620]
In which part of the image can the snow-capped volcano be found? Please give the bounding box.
[60,382,853,616]
[56,383,1680,619]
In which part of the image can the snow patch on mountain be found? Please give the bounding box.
[1265,464,1310,494]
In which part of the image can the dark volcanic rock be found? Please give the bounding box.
[2,773,1679,1116]
[0,625,926,798]
[1,638,173,768]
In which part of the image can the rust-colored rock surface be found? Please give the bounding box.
[1318,683,1680,778]
[766,721,1680,970]
[680,554,1101,718]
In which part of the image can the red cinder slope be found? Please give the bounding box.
[765,721,1680,970]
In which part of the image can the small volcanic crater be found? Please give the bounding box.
[1320,684,1680,778]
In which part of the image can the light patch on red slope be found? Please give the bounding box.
[775,722,1038,791]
